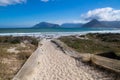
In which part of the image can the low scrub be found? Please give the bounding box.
[18,52,31,60]
[59,33,120,57]
[0,36,39,80]
[0,36,39,46]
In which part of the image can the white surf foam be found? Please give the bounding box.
[0,29,120,38]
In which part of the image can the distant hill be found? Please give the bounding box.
[101,21,120,28]
[32,22,83,28]
[32,20,120,28]
[82,19,108,28]
[32,22,60,28]
[61,23,83,28]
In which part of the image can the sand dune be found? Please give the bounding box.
[13,39,116,80]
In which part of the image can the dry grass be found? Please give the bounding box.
[59,33,120,56]
[0,36,39,80]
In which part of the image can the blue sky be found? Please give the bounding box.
[0,0,120,28]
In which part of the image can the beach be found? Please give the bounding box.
[1,0,120,79]
[0,29,119,80]
[13,39,117,80]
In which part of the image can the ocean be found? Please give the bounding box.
[0,28,120,38]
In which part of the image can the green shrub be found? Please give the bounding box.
[31,38,38,46]
[18,52,31,60]
[10,38,21,44]
[59,33,120,55]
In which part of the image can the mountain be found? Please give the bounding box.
[82,19,107,28]
[101,21,120,28]
[32,20,120,29]
[32,22,60,28]
[61,23,83,28]
[32,22,83,28]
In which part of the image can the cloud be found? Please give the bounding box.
[81,7,120,21]
[0,0,26,6]
[41,0,49,2]
[73,20,88,23]
[40,0,55,2]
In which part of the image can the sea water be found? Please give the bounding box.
[0,28,120,38]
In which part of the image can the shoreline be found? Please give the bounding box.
[0,29,120,38]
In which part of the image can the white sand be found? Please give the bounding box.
[13,39,116,80]
[7,47,19,54]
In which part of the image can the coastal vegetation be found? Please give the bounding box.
[0,36,39,80]
[59,33,120,57]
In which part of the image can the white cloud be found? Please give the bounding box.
[41,0,49,2]
[73,20,89,23]
[40,0,55,2]
[0,0,26,6]
[81,7,120,21]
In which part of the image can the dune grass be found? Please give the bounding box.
[0,36,39,80]
[59,33,120,56]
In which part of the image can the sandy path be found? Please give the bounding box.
[13,39,116,80]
